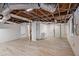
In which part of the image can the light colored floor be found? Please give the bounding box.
[0,38,74,56]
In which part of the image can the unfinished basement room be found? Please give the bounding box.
[0,3,79,56]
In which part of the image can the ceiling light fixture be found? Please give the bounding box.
[55,20,57,23]
[26,8,33,12]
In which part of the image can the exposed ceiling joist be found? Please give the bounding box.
[38,8,53,21]
[8,3,79,23]
[57,3,61,22]
[10,14,32,22]
[64,3,72,23]
[7,17,29,24]
[29,9,48,21]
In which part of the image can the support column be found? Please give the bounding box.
[54,22,55,38]
[36,22,40,40]
[72,12,75,34]
[60,23,61,38]
[29,22,32,41]
[31,21,37,41]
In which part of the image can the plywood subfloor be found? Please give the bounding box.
[0,38,74,56]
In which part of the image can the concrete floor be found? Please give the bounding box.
[0,38,74,56]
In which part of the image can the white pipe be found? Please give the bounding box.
[10,14,32,22]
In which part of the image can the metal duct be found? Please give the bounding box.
[39,3,57,12]
[8,3,57,12]
[0,3,8,13]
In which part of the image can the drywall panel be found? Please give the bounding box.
[55,24,61,38]
[20,23,29,38]
[74,7,79,35]
[0,24,21,43]
[39,23,67,40]
[67,7,79,55]
[30,22,67,41]
[61,23,67,38]
[40,23,47,39]
[46,24,54,40]
[67,24,79,55]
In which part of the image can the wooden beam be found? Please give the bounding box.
[49,4,58,22]
[30,10,48,21]
[38,8,52,21]
[23,11,38,19]
[64,3,72,23]
[10,14,32,22]
[57,3,61,20]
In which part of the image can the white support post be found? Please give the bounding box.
[36,22,40,40]
[31,21,37,41]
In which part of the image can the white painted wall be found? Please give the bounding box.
[0,24,21,43]
[67,7,79,56]
[31,22,67,41]
[40,22,67,40]
[67,20,79,55]
[40,23,47,39]
[74,7,79,35]
[20,23,29,39]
